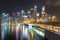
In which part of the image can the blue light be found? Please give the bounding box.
[4,26,7,40]
[34,6,37,8]
[2,13,5,15]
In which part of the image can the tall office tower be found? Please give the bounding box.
[2,13,5,23]
[5,14,9,23]
[48,15,52,22]
[41,6,49,22]
[36,13,40,22]
[41,6,45,20]
[33,6,37,22]
[27,10,31,18]
[44,13,49,22]
[17,12,20,21]
[30,8,34,18]
[41,6,47,21]
[2,13,9,23]
[12,12,17,22]
[20,10,25,22]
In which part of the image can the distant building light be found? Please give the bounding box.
[2,13,5,15]
[17,12,20,16]
[23,15,28,18]
[42,6,45,11]
[21,10,25,14]
[34,6,37,8]
[49,17,51,19]
[27,10,30,14]
[30,8,34,10]
[41,12,45,14]
[52,16,56,18]
[17,12,20,14]
[36,13,39,16]
[4,15,7,17]
[6,14,9,16]
[21,10,24,12]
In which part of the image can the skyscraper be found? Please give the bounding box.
[41,6,45,20]
[30,8,34,18]
[33,6,37,22]
[20,10,25,22]
[17,12,20,21]
[36,13,40,22]
[41,6,49,22]
[27,10,31,18]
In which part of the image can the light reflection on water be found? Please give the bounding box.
[1,24,44,40]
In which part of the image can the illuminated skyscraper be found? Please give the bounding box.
[33,6,37,22]
[5,14,9,23]
[41,6,49,22]
[30,8,34,18]
[27,10,31,18]
[44,13,49,22]
[20,10,25,22]
[36,13,40,22]
[41,6,45,20]
[17,12,20,21]
[2,13,5,23]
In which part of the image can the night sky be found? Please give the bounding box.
[0,0,44,13]
[0,0,60,19]
[45,0,60,19]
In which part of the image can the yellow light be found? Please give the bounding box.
[52,16,56,19]
[49,17,51,19]
[20,27,22,32]
[30,8,34,10]
[12,27,14,32]
[36,13,39,16]
[30,32,34,40]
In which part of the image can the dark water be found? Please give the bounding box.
[0,24,45,40]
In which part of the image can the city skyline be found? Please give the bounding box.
[0,0,60,19]
[0,0,60,40]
